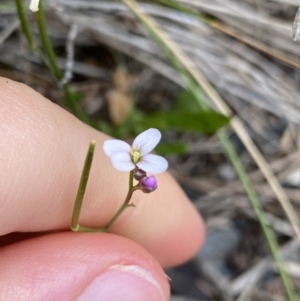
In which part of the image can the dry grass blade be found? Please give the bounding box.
[292,6,300,41]
[212,20,300,69]
[121,0,300,242]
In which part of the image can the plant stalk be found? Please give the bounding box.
[35,0,63,80]
[71,141,96,231]
[15,0,36,50]
[218,130,296,301]
[103,171,137,230]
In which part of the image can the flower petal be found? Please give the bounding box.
[137,154,168,174]
[29,0,40,12]
[103,139,131,157]
[132,128,162,155]
[111,152,135,171]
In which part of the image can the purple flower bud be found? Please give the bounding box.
[141,176,157,193]
[134,168,147,181]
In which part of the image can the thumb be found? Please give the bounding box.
[0,232,169,301]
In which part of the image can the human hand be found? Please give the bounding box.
[0,77,205,301]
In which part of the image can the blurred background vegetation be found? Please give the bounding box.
[1,0,300,300]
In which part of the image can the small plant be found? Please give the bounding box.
[71,128,168,232]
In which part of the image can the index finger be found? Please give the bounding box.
[0,77,204,267]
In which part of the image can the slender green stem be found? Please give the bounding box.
[218,130,296,301]
[129,168,134,189]
[71,141,96,231]
[15,0,36,50]
[35,1,62,80]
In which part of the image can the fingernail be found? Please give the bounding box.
[77,265,166,301]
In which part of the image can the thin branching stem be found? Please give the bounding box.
[103,171,138,231]
[72,164,138,232]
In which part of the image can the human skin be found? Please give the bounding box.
[0,77,205,301]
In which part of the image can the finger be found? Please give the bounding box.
[0,232,169,301]
[0,77,204,267]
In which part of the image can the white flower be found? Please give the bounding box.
[103,128,168,173]
[29,0,40,12]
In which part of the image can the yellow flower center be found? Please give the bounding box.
[131,150,142,164]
